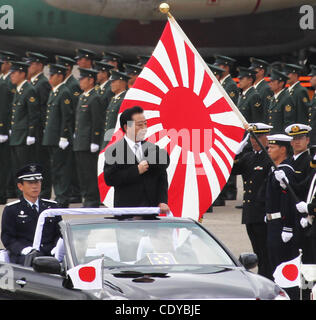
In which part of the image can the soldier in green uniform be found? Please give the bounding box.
[102,51,123,71]
[42,64,73,208]
[0,51,17,203]
[102,70,130,149]
[283,63,310,125]
[137,55,151,68]
[9,61,40,185]
[124,63,142,88]
[249,58,273,123]
[308,65,316,146]
[73,68,103,207]
[56,55,83,204]
[94,60,114,118]
[237,67,262,123]
[26,51,52,199]
[208,64,225,81]
[268,69,296,134]
[213,54,240,106]
[74,48,96,69]
[213,55,239,203]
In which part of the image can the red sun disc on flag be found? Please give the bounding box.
[282,264,298,281]
[79,267,96,282]
[98,19,245,220]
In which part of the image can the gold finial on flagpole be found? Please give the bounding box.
[159,3,172,18]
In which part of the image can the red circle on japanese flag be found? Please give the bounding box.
[282,264,298,281]
[79,267,96,282]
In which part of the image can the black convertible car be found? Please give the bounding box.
[0,208,289,300]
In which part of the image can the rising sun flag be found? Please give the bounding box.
[98,4,246,220]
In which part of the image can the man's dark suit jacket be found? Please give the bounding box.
[103,137,169,207]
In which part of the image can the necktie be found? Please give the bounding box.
[134,143,142,162]
[32,204,38,213]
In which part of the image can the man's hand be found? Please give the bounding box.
[59,138,69,150]
[236,133,250,155]
[26,136,35,146]
[0,135,8,143]
[138,160,149,174]
[281,231,293,243]
[159,203,170,214]
[21,246,34,255]
[274,170,289,189]
[296,201,308,214]
[300,217,309,228]
[90,143,99,153]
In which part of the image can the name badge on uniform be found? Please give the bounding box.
[81,105,88,108]
[254,166,263,171]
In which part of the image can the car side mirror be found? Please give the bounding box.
[238,253,258,270]
[33,256,62,275]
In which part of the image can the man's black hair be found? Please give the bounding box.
[120,106,144,132]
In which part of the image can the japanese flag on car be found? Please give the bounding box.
[273,255,301,288]
[67,258,103,290]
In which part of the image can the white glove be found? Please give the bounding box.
[281,231,293,243]
[51,238,65,262]
[26,136,35,145]
[314,154,316,161]
[274,170,288,189]
[0,135,8,143]
[300,217,309,228]
[236,133,250,155]
[21,246,34,255]
[8,130,11,136]
[296,201,308,214]
[90,143,99,153]
[58,138,69,150]
[264,216,267,223]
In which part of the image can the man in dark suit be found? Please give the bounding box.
[1,164,60,265]
[231,123,273,279]
[73,68,103,207]
[103,106,169,212]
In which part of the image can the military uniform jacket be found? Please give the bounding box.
[255,79,273,123]
[64,75,81,115]
[42,84,72,146]
[9,81,40,146]
[31,73,52,131]
[97,80,114,118]
[288,82,310,125]
[267,89,296,134]
[221,75,239,105]
[309,92,316,145]
[0,73,16,135]
[265,159,297,233]
[0,197,61,263]
[73,88,103,151]
[237,87,263,123]
[103,138,169,207]
[232,150,271,224]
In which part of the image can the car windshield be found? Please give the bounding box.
[69,220,235,268]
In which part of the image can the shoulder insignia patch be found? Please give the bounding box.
[229,92,235,98]
[6,199,21,207]
[64,99,70,105]
[74,92,80,96]
[303,97,308,103]
[254,102,261,107]
[29,97,35,103]
[285,105,292,112]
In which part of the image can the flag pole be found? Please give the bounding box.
[158,3,300,203]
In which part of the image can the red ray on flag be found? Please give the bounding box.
[98,17,246,220]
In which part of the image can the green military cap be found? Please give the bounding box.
[94,60,114,72]
[268,61,284,75]
[78,67,98,80]
[308,64,316,77]
[25,51,48,64]
[124,63,143,75]
[48,63,68,76]
[110,70,130,82]
[10,61,29,73]
[102,51,122,63]
[249,57,269,70]
[0,50,18,62]
[283,63,303,76]
[270,69,289,82]
[213,54,236,67]
[285,123,312,136]
[267,134,292,146]
[207,63,225,77]
[137,55,151,66]
[74,48,96,61]
[237,66,257,79]
[249,123,273,134]
[55,55,76,67]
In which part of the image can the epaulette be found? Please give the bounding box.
[311,161,316,169]
[41,199,57,204]
[5,199,21,207]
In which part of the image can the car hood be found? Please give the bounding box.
[98,266,279,300]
